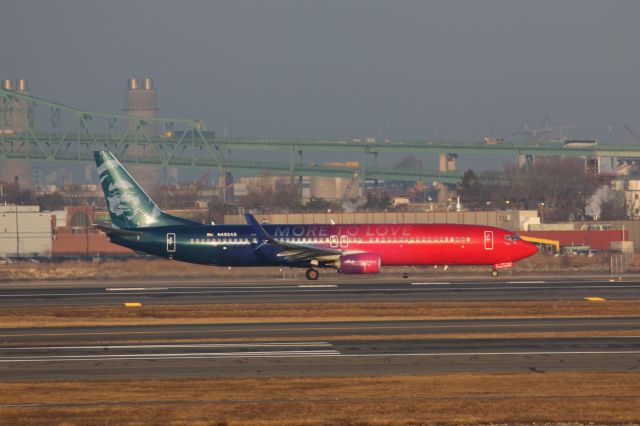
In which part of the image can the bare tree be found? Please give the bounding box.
[457,157,598,221]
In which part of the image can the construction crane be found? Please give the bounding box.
[622,124,640,144]
[342,173,359,201]
[513,116,575,143]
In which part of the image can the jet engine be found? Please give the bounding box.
[337,253,381,274]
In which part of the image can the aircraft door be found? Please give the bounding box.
[484,231,494,250]
[329,235,339,248]
[167,233,176,253]
[339,235,349,248]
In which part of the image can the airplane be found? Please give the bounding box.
[93,150,538,280]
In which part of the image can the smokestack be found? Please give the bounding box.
[124,78,158,118]
[0,79,33,188]
[123,77,161,187]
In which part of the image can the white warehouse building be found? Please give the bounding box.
[0,205,52,258]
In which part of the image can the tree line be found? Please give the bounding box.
[457,157,625,221]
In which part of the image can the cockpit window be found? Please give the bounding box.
[504,234,521,241]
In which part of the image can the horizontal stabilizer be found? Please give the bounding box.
[93,224,142,240]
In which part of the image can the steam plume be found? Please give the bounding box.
[585,185,614,219]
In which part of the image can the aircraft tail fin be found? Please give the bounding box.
[94,151,196,229]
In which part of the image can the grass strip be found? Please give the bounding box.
[0,372,639,425]
[1,300,639,329]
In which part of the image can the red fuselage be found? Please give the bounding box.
[264,223,538,266]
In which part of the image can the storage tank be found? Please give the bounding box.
[1,79,13,90]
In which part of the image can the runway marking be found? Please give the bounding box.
[2,321,640,339]
[2,282,640,300]
[106,288,168,291]
[169,286,297,290]
[3,283,640,299]
[411,282,450,285]
[1,350,640,363]
[0,350,341,362]
[506,281,546,284]
[297,285,338,288]
[0,342,333,351]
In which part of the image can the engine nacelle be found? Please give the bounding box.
[337,253,381,274]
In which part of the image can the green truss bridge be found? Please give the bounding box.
[1,87,638,188]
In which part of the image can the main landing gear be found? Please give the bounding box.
[490,269,499,277]
[305,268,319,280]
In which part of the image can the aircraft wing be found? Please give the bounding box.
[272,240,343,262]
[244,213,353,262]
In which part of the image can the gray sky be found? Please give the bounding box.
[3,0,640,143]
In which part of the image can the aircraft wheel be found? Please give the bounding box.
[305,268,319,280]
[490,269,499,277]
[402,272,409,279]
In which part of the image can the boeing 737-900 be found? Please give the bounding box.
[94,151,537,280]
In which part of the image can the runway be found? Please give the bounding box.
[1,277,640,306]
[1,317,639,380]
[2,276,639,380]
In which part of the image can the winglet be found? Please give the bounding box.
[245,213,274,242]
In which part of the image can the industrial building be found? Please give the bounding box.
[0,78,33,189]
[0,204,52,258]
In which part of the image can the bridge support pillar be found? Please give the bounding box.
[439,153,457,172]
[586,157,600,178]
[518,154,534,167]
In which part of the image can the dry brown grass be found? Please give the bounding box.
[0,372,639,425]
[0,259,287,282]
[0,253,634,282]
[0,300,639,329]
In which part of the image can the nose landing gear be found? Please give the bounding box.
[305,268,319,280]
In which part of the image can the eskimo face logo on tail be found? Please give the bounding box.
[97,157,161,227]
[106,181,138,219]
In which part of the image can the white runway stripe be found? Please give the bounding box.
[1,342,333,351]
[1,350,639,363]
[411,282,450,285]
[105,288,168,291]
[297,285,337,288]
[0,350,341,362]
